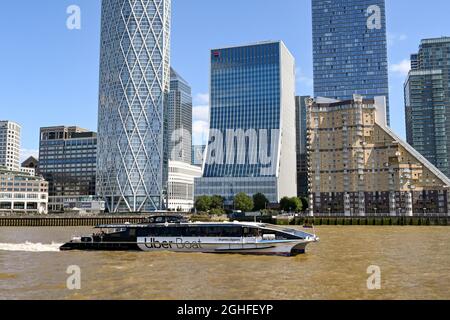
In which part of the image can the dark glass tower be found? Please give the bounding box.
[312,0,390,123]
[405,37,450,178]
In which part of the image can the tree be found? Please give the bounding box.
[253,193,269,211]
[280,197,303,212]
[234,193,254,212]
[210,195,224,210]
[280,197,291,212]
[195,196,212,212]
[300,197,309,212]
[210,208,225,216]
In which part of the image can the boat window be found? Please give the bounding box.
[128,229,136,237]
[243,227,260,237]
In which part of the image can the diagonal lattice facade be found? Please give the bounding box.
[97,0,171,213]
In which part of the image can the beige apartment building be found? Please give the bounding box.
[307,95,450,216]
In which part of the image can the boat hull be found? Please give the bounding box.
[60,238,311,256]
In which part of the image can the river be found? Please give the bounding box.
[0,226,449,300]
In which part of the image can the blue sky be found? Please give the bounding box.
[1,1,450,161]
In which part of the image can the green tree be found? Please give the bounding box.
[280,197,303,212]
[210,208,225,216]
[210,195,225,210]
[234,193,254,212]
[253,193,269,211]
[300,197,308,212]
[195,196,212,212]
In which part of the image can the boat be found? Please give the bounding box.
[60,215,319,256]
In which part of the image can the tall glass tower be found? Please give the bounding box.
[167,68,192,164]
[96,0,171,213]
[312,0,390,123]
[405,37,450,178]
[195,41,297,204]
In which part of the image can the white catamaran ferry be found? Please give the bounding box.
[60,215,319,256]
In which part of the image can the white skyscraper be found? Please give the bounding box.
[0,121,21,171]
[96,0,171,213]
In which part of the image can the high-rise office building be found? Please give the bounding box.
[296,96,309,197]
[195,41,297,204]
[307,95,450,216]
[312,0,390,123]
[405,37,450,178]
[192,145,206,167]
[0,121,21,171]
[39,126,97,212]
[96,0,171,213]
[167,68,192,164]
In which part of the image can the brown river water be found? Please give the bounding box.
[0,226,449,300]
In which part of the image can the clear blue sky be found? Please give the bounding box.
[1,0,450,161]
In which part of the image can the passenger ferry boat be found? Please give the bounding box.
[60,215,319,256]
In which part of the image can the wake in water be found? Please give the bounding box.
[0,242,62,252]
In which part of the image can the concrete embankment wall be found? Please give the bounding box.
[0,216,449,227]
[0,217,147,227]
[238,216,450,226]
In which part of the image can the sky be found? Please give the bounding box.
[1,0,450,162]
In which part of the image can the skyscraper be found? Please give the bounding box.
[405,37,450,178]
[195,41,297,204]
[39,126,97,212]
[295,96,309,197]
[96,0,171,213]
[167,68,192,164]
[312,0,390,123]
[0,121,21,171]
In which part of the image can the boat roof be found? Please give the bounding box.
[95,221,267,229]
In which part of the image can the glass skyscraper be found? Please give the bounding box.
[405,37,450,178]
[167,68,192,164]
[295,96,309,197]
[312,0,390,123]
[96,0,171,213]
[195,41,297,204]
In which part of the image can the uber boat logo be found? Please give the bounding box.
[367,265,381,290]
[66,5,81,30]
[143,238,203,250]
[66,265,81,290]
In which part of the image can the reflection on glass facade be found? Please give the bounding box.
[39,126,97,212]
[312,0,390,123]
[195,41,297,204]
[295,96,309,197]
[96,0,171,213]
[167,68,192,164]
[405,37,450,178]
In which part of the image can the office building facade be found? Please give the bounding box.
[39,126,97,212]
[192,145,206,167]
[296,96,309,197]
[312,0,390,122]
[96,0,171,213]
[167,68,192,164]
[307,95,450,216]
[0,121,21,171]
[168,161,202,212]
[405,37,450,178]
[0,166,48,214]
[195,41,297,205]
